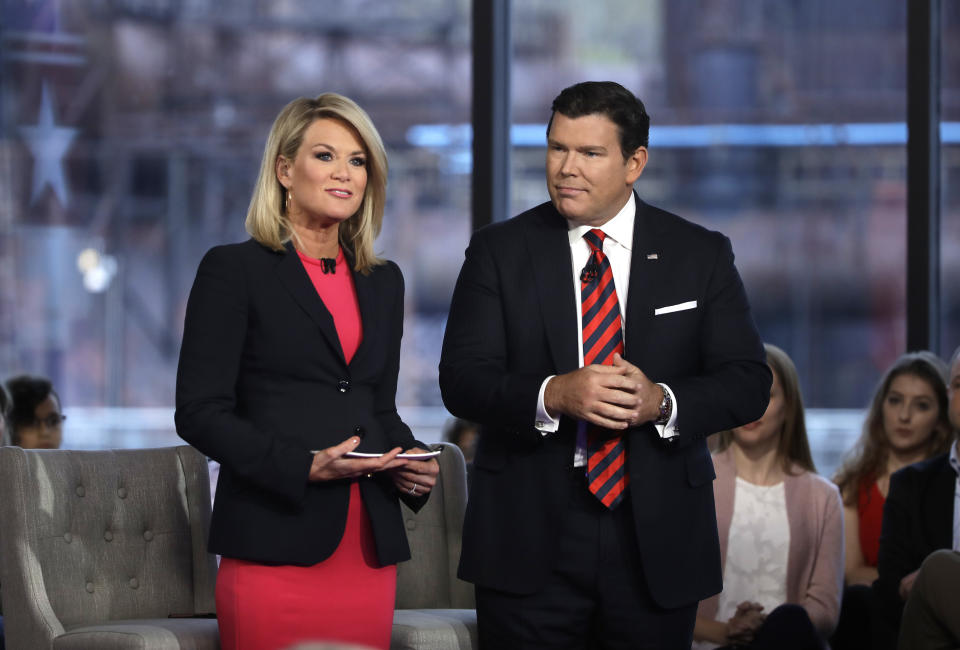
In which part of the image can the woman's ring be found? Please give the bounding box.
[409,483,418,495]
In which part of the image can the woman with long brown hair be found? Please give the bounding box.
[833,351,951,587]
[828,351,950,650]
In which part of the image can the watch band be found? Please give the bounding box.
[655,383,672,425]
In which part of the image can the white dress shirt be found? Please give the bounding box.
[949,440,960,551]
[533,193,679,465]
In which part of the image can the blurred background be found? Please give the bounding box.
[1,0,958,478]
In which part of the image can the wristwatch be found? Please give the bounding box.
[654,383,672,425]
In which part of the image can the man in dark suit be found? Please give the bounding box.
[875,345,960,650]
[439,81,771,648]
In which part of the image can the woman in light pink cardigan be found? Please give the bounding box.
[693,344,844,650]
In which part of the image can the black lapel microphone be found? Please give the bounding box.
[320,258,336,274]
[580,250,601,283]
[580,262,599,283]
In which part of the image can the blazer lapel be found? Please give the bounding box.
[276,241,346,365]
[525,205,579,374]
[624,194,663,367]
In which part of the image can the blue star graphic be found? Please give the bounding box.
[19,82,79,206]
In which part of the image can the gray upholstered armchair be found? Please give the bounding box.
[392,442,477,650]
[0,445,219,649]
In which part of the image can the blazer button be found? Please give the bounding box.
[353,426,365,438]
[338,380,351,393]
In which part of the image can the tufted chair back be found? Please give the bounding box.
[0,445,218,649]
[392,442,476,649]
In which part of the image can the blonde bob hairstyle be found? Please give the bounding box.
[834,350,951,506]
[714,343,816,475]
[244,93,388,274]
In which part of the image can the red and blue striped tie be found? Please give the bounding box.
[581,228,629,509]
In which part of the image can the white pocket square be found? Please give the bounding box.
[654,301,697,316]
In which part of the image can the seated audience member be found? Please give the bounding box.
[0,382,10,446]
[5,375,65,449]
[874,347,960,650]
[831,351,952,649]
[693,344,844,650]
[441,417,478,465]
[897,550,960,650]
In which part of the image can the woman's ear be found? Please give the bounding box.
[276,156,292,188]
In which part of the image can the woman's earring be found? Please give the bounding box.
[285,190,292,214]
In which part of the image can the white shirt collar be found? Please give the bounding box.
[566,192,635,251]
[949,440,960,477]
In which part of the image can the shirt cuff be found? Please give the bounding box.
[535,375,560,435]
[653,384,679,439]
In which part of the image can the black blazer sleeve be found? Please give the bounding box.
[373,262,417,448]
[665,233,771,444]
[374,262,430,511]
[175,245,312,506]
[439,227,546,430]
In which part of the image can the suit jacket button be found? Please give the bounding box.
[353,426,365,438]
[338,380,351,393]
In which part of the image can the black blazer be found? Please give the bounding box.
[873,452,955,648]
[439,196,771,608]
[175,239,425,566]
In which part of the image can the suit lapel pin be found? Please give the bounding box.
[646,253,659,260]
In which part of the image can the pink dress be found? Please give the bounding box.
[215,248,396,650]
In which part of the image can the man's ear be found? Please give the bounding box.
[276,156,292,188]
[625,146,648,184]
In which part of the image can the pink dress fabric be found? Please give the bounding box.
[298,247,363,362]
[215,248,395,650]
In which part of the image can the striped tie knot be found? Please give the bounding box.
[583,228,606,251]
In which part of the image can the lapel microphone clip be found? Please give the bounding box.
[580,263,599,283]
[580,249,602,283]
[320,258,336,274]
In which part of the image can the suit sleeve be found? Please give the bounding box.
[667,235,771,442]
[175,246,312,506]
[373,262,418,448]
[439,229,546,429]
[374,262,430,511]
[802,483,845,639]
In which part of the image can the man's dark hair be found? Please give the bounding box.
[6,375,58,444]
[547,81,650,158]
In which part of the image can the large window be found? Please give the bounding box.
[510,0,909,476]
[942,2,960,359]
[0,0,471,447]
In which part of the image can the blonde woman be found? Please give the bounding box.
[693,344,843,650]
[176,94,438,649]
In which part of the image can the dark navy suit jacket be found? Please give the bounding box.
[873,452,955,649]
[439,196,771,608]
